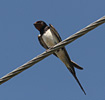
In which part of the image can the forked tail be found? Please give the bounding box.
[67,66,86,95]
[72,72,86,95]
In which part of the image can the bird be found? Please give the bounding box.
[33,21,86,95]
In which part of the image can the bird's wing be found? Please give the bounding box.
[49,24,83,70]
[49,24,62,41]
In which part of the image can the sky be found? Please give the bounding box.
[0,0,105,100]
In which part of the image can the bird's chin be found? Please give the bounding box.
[36,27,41,31]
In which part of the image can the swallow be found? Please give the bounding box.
[33,21,86,95]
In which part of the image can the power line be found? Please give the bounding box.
[0,16,105,85]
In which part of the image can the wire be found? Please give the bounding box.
[0,16,105,85]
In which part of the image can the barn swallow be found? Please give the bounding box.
[33,21,86,95]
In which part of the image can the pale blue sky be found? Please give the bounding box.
[0,0,105,100]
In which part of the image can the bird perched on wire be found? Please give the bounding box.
[34,21,86,95]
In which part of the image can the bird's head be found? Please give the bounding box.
[33,21,47,31]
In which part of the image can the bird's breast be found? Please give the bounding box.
[42,29,69,66]
[42,29,59,47]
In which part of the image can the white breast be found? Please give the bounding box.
[42,29,59,47]
[42,29,69,66]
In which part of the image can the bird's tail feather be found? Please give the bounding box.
[73,73,86,95]
[67,67,86,95]
[71,60,83,70]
